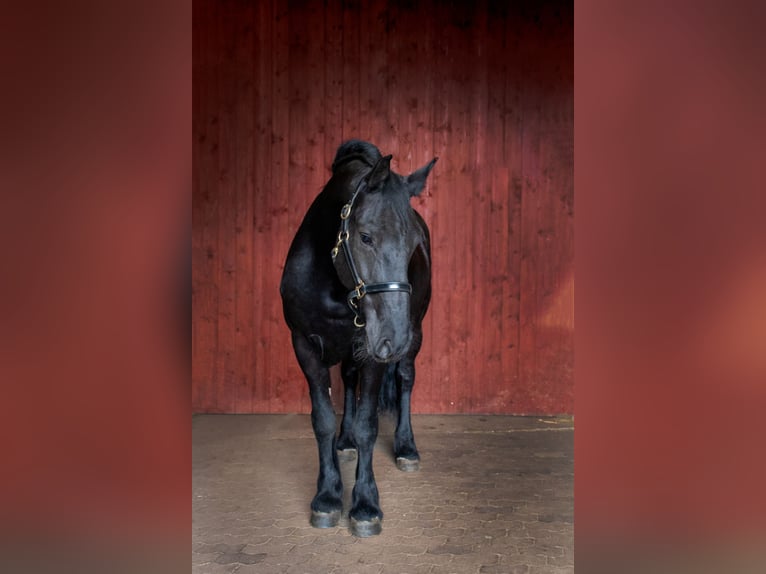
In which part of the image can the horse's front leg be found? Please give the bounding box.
[393,359,421,471]
[291,333,343,528]
[336,356,358,460]
[349,362,385,537]
[394,329,423,471]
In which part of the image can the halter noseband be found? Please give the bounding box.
[331,176,412,328]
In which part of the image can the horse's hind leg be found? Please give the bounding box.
[291,333,343,528]
[393,332,422,472]
[336,357,358,460]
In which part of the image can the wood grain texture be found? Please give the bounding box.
[193,0,574,414]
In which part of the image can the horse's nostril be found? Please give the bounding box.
[376,339,393,360]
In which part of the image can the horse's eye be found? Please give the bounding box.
[359,233,373,246]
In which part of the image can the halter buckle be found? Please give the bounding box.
[354,281,366,300]
[340,203,352,220]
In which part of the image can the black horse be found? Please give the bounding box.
[280,140,437,537]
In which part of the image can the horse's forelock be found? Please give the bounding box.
[332,140,382,174]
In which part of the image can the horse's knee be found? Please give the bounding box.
[352,418,378,448]
[311,408,336,439]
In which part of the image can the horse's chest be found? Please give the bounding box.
[307,323,356,366]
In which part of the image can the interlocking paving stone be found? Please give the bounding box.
[193,414,573,573]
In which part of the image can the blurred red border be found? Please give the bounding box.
[0,0,190,559]
[576,0,766,562]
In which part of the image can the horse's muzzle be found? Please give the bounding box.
[373,338,395,362]
[370,330,412,363]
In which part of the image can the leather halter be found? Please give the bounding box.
[331,176,412,327]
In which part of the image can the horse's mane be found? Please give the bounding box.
[331,140,381,173]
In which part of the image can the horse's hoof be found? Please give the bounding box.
[337,448,357,462]
[310,509,341,528]
[396,457,420,472]
[349,516,382,537]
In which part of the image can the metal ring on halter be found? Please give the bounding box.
[353,315,365,328]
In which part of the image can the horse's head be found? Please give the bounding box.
[333,154,437,363]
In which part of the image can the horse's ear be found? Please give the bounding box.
[407,157,438,197]
[365,154,393,191]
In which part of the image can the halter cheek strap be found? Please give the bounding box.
[331,177,412,328]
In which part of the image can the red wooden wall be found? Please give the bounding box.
[192,0,573,414]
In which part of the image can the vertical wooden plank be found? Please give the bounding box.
[268,0,292,412]
[204,1,225,412]
[369,0,390,149]
[192,0,218,412]
[411,0,436,413]
[233,2,255,413]
[277,7,301,412]
[537,95,574,413]
[305,0,326,210]
[341,0,360,140]
[517,11,549,414]
[481,0,510,413]
[427,0,452,412]
[215,0,244,413]
[200,7,222,410]
[392,1,416,174]
[448,0,474,414]
[556,4,575,414]
[434,0,450,414]
[499,3,524,414]
[356,0,370,137]
[555,86,575,413]
[324,2,344,167]
[383,1,401,163]
[466,0,489,413]
[191,0,201,411]
[251,0,274,412]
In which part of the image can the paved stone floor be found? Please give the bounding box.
[192,414,573,574]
